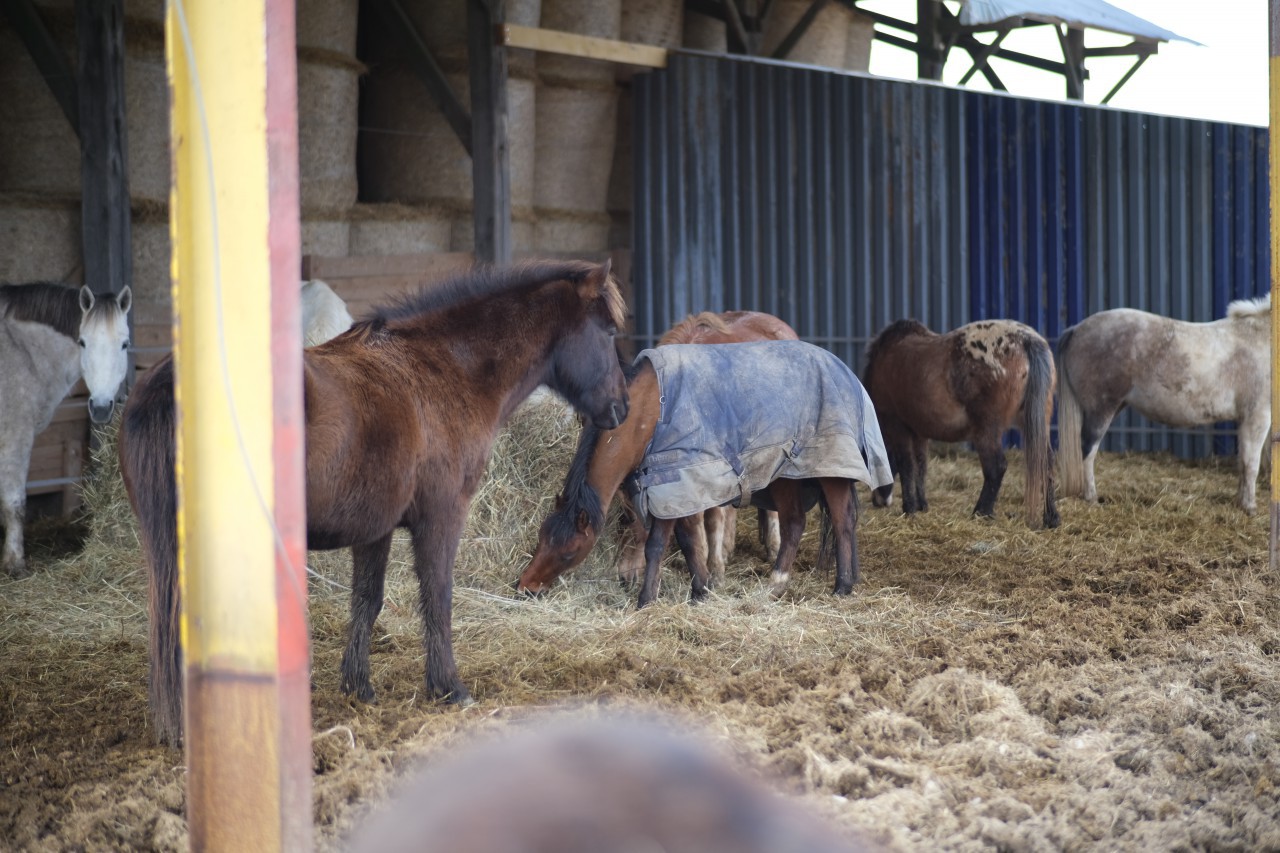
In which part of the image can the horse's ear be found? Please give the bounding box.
[79,285,94,314]
[574,509,592,534]
[576,259,612,293]
[553,494,567,510]
[117,286,132,315]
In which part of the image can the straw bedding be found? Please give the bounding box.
[1,402,1276,851]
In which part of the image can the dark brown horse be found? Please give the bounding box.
[610,310,799,585]
[119,260,629,745]
[862,318,1059,529]
[517,340,890,607]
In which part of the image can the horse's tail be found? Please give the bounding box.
[1020,334,1057,529]
[1055,327,1085,498]
[118,357,183,746]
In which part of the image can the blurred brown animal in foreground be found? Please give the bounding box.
[349,714,879,853]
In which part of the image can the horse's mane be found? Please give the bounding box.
[659,311,730,345]
[545,423,608,544]
[1227,292,1271,319]
[365,260,626,331]
[0,282,83,339]
[864,318,930,370]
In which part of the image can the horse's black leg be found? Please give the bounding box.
[912,436,930,512]
[673,515,710,601]
[637,517,675,609]
[973,436,1007,519]
[340,532,393,703]
[898,436,921,515]
[410,503,474,706]
[767,481,807,597]
[819,479,860,595]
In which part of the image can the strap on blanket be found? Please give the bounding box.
[724,444,752,508]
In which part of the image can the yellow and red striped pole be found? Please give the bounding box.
[166,0,311,848]
[1271,0,1280,572]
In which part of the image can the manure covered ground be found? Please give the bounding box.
[1,406,1277,851]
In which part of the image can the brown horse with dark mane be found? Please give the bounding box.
[119,260,629,745]
[517,339,891,607]
[862,318,1059,529]
[608,310,798,585]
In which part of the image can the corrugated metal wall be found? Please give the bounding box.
[632,53,1269,457]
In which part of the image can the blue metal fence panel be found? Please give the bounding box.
[632,53,1269,457]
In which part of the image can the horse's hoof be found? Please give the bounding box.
[833,584,853,596]
[3,560,31,579]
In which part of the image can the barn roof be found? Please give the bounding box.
[958,0,1200,45]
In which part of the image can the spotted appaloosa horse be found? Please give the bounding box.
[119,260,629,745]
[0,283,132,578]
[863,318,1060,530]
[1057,294,1271,514]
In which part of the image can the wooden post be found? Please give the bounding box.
[916,0,945,80]
[166,0,311,848]
[77,0,132,301]
[1063,27,1085,100]
[1270,0,1280,573]
[468,0,512,264]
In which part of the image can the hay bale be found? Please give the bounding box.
[297,57,360,210]
[845,11,875,72]
[0,30,80,197]
[620,0,683,48]
[761,0,854,68]
[348,204,452,256]
[0,195,80,283]
[301,212,352,258]
[539,0,621,84]
[683,9,726,51]
[296,0,358,55]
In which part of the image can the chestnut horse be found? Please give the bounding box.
[863,318,1059,529]
[119,260,629,745]
[517,340,891,607]
[610,310,798,585]
[1057,294,1271,513]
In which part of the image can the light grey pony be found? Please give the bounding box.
[1,283,132,577]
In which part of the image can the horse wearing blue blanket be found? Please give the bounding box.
[518,340,893,607]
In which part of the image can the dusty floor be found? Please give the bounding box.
[1,434,1277,851]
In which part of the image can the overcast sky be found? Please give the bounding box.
[863,0,1268,126]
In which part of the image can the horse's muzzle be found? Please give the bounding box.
[88,399,116,425]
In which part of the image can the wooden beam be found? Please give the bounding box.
[470,0,511,264]
[1,0,80,135]
[368,0,473,156]
[770,0,828,61]
[501,23,669,68]
[916,0,944,80]
[76,0,132,305]
[1101,51,1151,104]
[958,28,1009,86]
[723,0,753,54]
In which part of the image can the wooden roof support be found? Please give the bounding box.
[77,0,133,311]
[1055,24,1086,99]
[469,0,511,264]
[368,0,473,156]
[769,0,828,60]
[957,27,1010,86]
[1101,49,1152,104]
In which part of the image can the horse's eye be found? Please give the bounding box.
[77,339,85,348]
[606,324,618,336]
[121,341,129,350]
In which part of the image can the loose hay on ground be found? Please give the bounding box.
[2,407,1278,851]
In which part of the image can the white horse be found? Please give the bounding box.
[1057,293,1271,514]
[1,283,133,577]
[301,279,353,347]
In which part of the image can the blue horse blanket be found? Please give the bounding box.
[630,341,893,520]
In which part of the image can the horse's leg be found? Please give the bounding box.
[912,436,930,512]
[616,497,647,587]
[0,441,32,578]
[1237,407,1270,515]
[674,514,711,601]
[1080,409,1117,504]
[637,517,676,609]
[818,478,860,595]
[760,508,781,561]
[766,481,808,597]
[721,506,738,558]
[972,432,1007,519]
[339,533,394,703]
[897,434,922,515]
[703,507,727,586]
[410,502,474,705]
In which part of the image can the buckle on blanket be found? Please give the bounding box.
[724,445,752,508]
